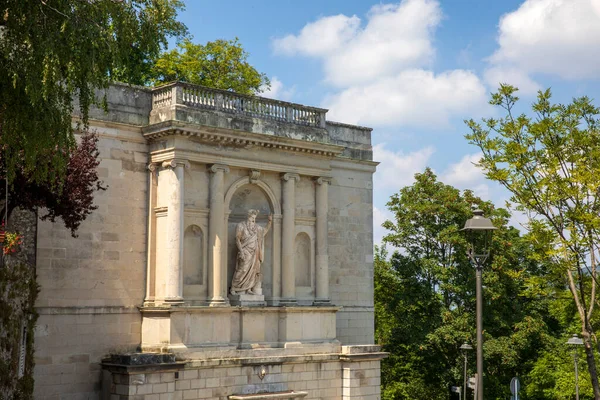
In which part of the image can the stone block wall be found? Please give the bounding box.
[102,346,384,400]
[34,310,141,400]
[36,131,148,308]
[328,163,375,345]
[34,121,149,399]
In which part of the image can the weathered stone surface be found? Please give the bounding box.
[34,82,380,400]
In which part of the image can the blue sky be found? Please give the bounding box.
[177,0,600,244]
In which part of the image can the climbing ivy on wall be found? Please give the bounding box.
[0,260,39,400]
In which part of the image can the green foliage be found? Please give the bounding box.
[466,85,600,397]
[376,168,568,399]
[148,38,270,94]
[0,0,187,186]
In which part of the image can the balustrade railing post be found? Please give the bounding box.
[171,84,183,106]
[286,106,293,123]
[319,111,327,128]
[215,93,224,111]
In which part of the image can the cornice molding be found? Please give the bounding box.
[142,122,344,158]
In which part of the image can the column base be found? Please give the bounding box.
[279,299,297,306]
[164,297,184,305]
[313,299,331,306]
[266,297,282,306]
[209,297,230,307]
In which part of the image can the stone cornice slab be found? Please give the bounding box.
[142,121,345,158]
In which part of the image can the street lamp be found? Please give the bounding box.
[460,342,473,400]
[566,334,584,400]
[462,209,497,400]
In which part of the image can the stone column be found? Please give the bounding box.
[269,214,282,305]
[145,163,157,304]
[315,176,331,304]
[208,164,230,306]
[162,159,188,303]
[281,173,299,304]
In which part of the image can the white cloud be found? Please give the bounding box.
[324,69,487,127]
[440,152,490,200]
[273,14,360,58]
[273,0,442,87]
[484,66,541,95]
[373,143,434,190]
[487,0,600,85]
[441,152,483,187]
[260,77,296,101]
[273,0,488,128]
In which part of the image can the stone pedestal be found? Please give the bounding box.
[101,345,386,400]
[229,294,266,307]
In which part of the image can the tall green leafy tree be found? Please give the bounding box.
[0,2,186,397]
[377,168,560,399]
[466,85,600,398]
[0,0,187,187]
[148,38,270,94]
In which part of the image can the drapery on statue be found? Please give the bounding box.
[230,209,272,295]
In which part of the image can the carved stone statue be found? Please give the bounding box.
[230,209,272,295]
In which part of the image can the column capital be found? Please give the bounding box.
[314,176,332,185]
[162,159,190,169]
[249,169,261,183]
[148,163,157,172]
[209,164,230,174]
[281,172,300,182]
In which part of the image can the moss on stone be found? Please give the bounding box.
[0,260,39,400]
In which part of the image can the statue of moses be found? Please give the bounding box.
[230,209,272,295]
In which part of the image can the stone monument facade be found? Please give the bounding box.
[32,82,383,400]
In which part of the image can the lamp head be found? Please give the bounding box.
[462,209,497,266]
[461,209,498,232]
[566,334,584,346]
[460,342,473,352]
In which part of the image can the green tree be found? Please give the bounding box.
[0,0,187,187]
[0,2,185,397]
[466,85,600,398]
[148,38,270,94]
[377,168,559,399]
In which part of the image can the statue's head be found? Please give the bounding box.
[247,209,259,223]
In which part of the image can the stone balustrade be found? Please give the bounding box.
[151,82,327,128]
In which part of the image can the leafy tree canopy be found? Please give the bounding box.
[0,0,186,230]
[376,168,573,400]
[0,0,187,186]
[466,85,600,398]
[148,37,270,94]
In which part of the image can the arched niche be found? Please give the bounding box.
[183,224,206,299]
[224,176,281,216]
[224,177,281,298]
[295,232,311,287]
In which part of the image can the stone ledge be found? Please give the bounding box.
[339,352,388,362]
[104,353,176,365]
[139,305,341,314]
[341,345,381,354]
[229,391,308,400]
[101,353,187,374]
[36,306,140,315]
[185,352,341,368]
[340,345,389,362]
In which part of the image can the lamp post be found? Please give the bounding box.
[566,334,584,400]
[460,342,473,400]
[462,209,497,400]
